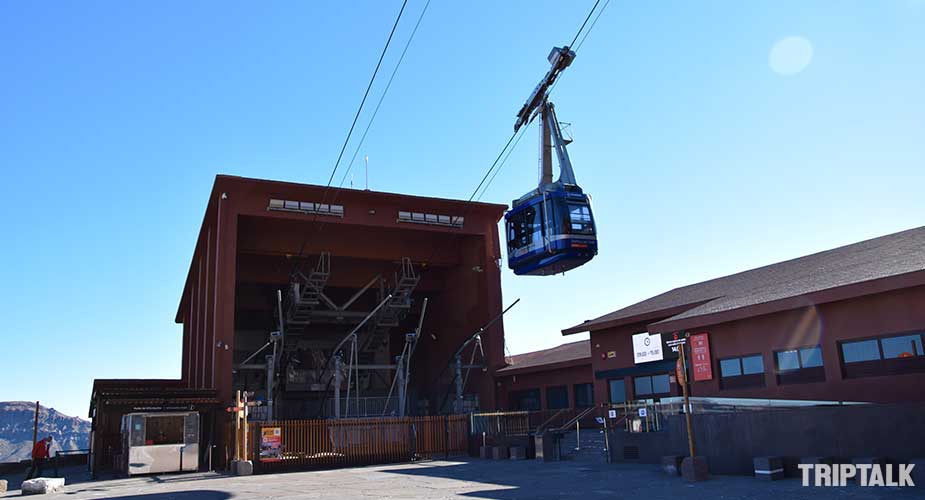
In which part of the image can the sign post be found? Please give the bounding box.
[677,339,696,459]
[226,391,262,465]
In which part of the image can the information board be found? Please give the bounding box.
[260,426,283,462]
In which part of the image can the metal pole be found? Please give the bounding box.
[575,419,580,451]
[265,355,275,421]
[539,103,553,186]
[454,355,464,413]
[242,392,249,462]
[334,355,343,418]
[680,345,696,458]
[397,359,406,417]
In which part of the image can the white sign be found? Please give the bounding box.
[632,332,664,364]
[638,408,648,417]
[608,409,617,419]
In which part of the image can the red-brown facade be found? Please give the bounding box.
[581,281,925,405]
[175,175,509,408]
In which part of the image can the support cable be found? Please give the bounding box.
[289,0,411,272]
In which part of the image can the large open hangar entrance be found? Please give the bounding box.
[177,175,508,423]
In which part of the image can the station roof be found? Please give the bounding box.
[89,379,220,418]
[497,340,590,376]
[563,226,925,334]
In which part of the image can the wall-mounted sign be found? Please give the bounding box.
[632,332,664,364]
[606,351,616,359]
[691,332,713,381]
[608,409,617,419]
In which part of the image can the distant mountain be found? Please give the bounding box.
[0,402,90,463]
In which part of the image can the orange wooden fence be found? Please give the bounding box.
[245,415,468,471]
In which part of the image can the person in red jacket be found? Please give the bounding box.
[25,436,53,480]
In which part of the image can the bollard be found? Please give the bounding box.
[753,457,785,480]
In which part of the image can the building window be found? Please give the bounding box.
[840,332,925,379]
[398,211,463,228]
[574,383,594,408]
[719,354,765,389]
[775,346,825,384]
[633,374,670,398]
[546,386,569,410]
[509,389,541,411]
[608,379,626,403]
[268,199,344,217]
[144,415,185,445]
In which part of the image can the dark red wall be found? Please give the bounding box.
[495,363,593,410]
[588,285,925,404]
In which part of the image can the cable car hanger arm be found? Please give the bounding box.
[514,46,576,133]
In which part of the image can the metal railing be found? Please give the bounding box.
[249,415,468,470]
[470,410,531,437]
[53,449,90,476]
[609,397,869,433]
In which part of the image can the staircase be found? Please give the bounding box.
[286,253,331,332]
[558,425,608,463]
[363,258,420,351]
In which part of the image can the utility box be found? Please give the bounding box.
[534,431,561,462]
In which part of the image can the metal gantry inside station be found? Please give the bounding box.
[233,252,429,420]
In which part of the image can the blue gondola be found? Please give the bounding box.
[504,46,598,276]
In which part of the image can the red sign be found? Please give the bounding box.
[691,333,713,381]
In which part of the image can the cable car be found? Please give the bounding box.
[504,47,598,276]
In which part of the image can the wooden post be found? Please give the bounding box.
[234,391,241,461]
[679,345,696,458]
[31,401,40,451]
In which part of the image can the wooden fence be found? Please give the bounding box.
[245,415,469,471]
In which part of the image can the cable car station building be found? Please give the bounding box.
[90,175,509,472]
[562,226,925,406]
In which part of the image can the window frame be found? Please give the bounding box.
[545,385,570,410]
[608,378,627,404]
[632,373,671,398]
[774,345,825,385]
[508,388,542,411]
[718,353,766,390]
[839,331,925,379]
[574,383,594,408]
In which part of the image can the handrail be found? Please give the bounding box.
[535,408,568,434]
[554,405,596,432]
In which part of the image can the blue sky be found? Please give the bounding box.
[1,1,922,418]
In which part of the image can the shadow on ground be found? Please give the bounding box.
[383,459,925,500]
[382,460,630,499]
[63,491,230,500]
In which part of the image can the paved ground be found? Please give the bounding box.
[2,459,921,499]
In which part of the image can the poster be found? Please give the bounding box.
[691,333,713,381]
[259,426,282,462]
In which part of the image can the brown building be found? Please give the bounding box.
[562,226,925,406]
[90,175,509,471]
[495,340,593,411]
